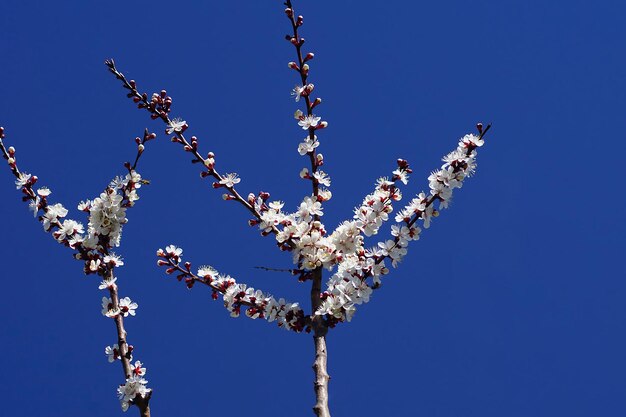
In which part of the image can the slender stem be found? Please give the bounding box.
[108,269,132,379]
[285,0,320,204]
[108,270,152,414]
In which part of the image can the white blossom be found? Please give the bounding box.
[99,276,118,290]
[219,173,241,188]
[298,115,321,130]
[103,253,124,267]
[291,84,305,102]
[118,297,138,317]
[15,172,31,189]
[298,135,319,155]
[117,375,150,412]
[105,344,120,363]
[130,360,146,377]
[166,118,186,134]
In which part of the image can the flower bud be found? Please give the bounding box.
[137,144,145,153]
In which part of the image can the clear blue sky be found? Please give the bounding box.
[1,1,625,416]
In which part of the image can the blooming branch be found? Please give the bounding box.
[102,1,491,416]
[0,126,154,415]
[317,126,491,323]
[156,245,307,332]
[104,60,295,247]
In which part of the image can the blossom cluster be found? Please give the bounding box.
[117,374,150,412]
[157,245,307,332]
[317,132,485,321]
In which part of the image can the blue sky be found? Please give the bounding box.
[1,1,625,416]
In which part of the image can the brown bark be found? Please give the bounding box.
[312,335,331,417]
[134,396,152,417]
[311,267,331,417]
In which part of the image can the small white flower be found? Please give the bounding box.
[98,276,118,290]
[54,219,84,241]
[28,197,40,217]
[313,170,331,187]
[89,259,102,272]
[117,375,150,412]
[291,85,305,102]
[461,133,484,147]
[268,201,284,210]
[297,136,319,155]
[298,115,321,130]
[130,360,146,376]
[103,253,124,267]
[197,265,218,279]
[105,344,120,363]
[393,169,410,185]
[219,173,241,188]
[165,245,182,258]
[101,297,114,316]
[36,187,51,197]
[77,200,91,211]
[118,297,138,317]
[15,172,31,189]
[166,118,186,134]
